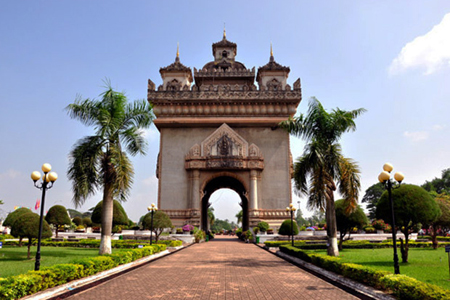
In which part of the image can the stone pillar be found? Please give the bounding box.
[191,170,200,210]
[250,170,258,210]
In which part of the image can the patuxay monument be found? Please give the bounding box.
[148,32,302,231]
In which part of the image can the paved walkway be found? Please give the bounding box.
[66,236,360,300]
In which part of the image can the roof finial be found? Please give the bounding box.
[223,23,226,39]
[270,42,274,62]
[175,42,180,62]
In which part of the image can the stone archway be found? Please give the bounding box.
[201,175,249,232]
[148,35,302,231]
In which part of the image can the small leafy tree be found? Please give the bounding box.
[82,217,93,228]
[430,192,450,249]
[11,211,52,258]
[72,216,83,226]
[45,205,71,238]
[91,200,129,234]
[257,221,269,233]
[295,207,308,227]
[278,219,299,238]
[335,199,367,250]
[376,184,441,262]
[3,208,32,246]
[142,210,172,242]
[362,183,384,220]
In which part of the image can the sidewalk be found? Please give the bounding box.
[63,236,361,300]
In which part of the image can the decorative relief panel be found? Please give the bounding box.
[201,123,248,157]
[185,123,264,170]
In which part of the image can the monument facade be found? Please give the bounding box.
[148,33,302,231]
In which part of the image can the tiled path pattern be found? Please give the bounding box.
[67,236,359,300]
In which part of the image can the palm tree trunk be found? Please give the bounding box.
[326,188,339,256]
[99,158,114,255]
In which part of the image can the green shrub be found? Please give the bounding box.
[279,245,450,300]
[278,219,299,236]
[380,274,450,300]
[257,221,269,232]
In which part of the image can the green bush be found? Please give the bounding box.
[278,219,299,236]
[257,221,269,232]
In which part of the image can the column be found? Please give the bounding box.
[250,170,258,210]
[191,170,200,210]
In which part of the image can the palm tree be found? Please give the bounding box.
[235,210,243,225]
[66,84,153,254]
[208,207,215,228]
[280,97,365,256]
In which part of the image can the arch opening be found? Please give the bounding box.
[201,176,249,232]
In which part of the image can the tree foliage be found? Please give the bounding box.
[72,216,83,226]
[278,219,299,236]
[430,192,450,249]
[361,182,384,220]
[91,199,129,231]
[66,84,153,254]
[376,184,441,262]
[295,207,308,227]
[11,211,52,258]
[235,210,243,225]
[280,97,365,256]
[3,208,31,228]
[211,219,234,232]
[422,168,450,194]
[142,210,172,242]
[335,199,367,250]
[45,205,71,238]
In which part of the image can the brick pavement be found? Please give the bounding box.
[66,236,359,300]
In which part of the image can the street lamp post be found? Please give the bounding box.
[378,162,404,275]
[31,163,58,271]
[286,203,297,247]
[147,203,158,245]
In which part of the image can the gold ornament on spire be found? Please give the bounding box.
[223,23,226,39]
[270,42,273,57]
[176,42,179,58]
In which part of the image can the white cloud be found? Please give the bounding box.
[389,13,450,75]
[433,124,445,131]
[0,169,21,179]
[403,131,429,142]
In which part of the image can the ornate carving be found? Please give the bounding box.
[266,78,282,91]
[249,143,262,157]
[148,79,155,91]
[202,124,247,157]
[166,79,182,91]
[293,78,301,90]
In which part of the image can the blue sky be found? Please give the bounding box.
[1,1,450,223]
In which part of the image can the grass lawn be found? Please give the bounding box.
[310,247,450,290]
[0,245,126,278]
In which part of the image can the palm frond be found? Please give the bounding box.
[67,136,104,207]
[110,148,134,202]
[65,97,101,127]
[338,156,361,214]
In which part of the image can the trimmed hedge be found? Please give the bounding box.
[0,244,168,299]
[265,239,450,249]
[2,239,182,248]
[279,245,450,300]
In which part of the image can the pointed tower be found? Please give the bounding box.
[158,45,193,91]
[256,45,291,91]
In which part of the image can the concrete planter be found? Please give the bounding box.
[377,230,384,234]
[314,231,327,236]
[298,231,314,236]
